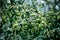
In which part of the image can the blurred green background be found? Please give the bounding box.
[0,0,60,40]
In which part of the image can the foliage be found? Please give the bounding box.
[0,0,60,40]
